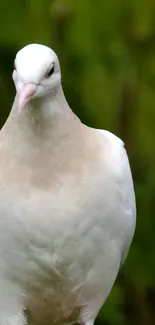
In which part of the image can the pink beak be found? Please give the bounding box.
[18,83,37,112]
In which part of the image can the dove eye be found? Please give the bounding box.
[45,66,54,78]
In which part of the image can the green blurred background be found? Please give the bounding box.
[0,0,155,324]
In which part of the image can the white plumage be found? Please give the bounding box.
[0,44,136,325]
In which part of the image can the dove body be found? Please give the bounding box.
[0,44,136,325]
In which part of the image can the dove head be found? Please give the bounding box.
[13,44,61,111]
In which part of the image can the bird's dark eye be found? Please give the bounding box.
[46,66,54,78]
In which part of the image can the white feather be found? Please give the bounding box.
[0,44,136,325]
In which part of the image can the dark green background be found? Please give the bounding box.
[1,1,155,324]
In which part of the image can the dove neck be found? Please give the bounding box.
[3,85,79,141]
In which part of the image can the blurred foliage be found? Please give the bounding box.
[0,0,155,324]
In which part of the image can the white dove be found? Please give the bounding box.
[0,44,136,325]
